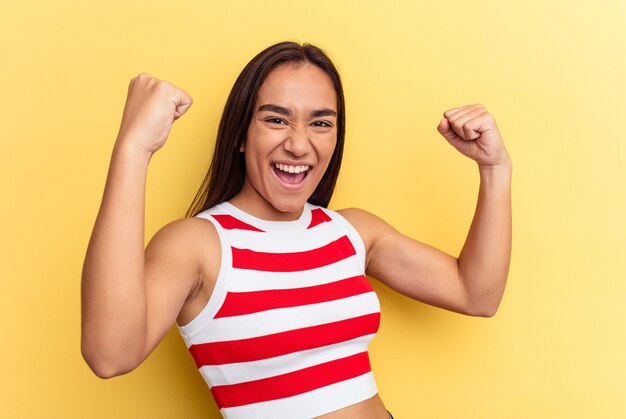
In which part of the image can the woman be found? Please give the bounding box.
[81,42,512,418]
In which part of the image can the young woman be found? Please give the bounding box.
[81,42,512,419]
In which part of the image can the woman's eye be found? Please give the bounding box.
[312,121,332,128]
[266,118,286,125]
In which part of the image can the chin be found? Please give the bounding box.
[270,195,310,214]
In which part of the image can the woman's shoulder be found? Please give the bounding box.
[335,207,388,230]
[146,216,222,325]
[150,216,219,249]
[334,207,391,250]
[147,216,221,280]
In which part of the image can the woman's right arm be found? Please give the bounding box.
[81,74,195,378]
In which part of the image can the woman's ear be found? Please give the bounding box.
[239,142,245,152]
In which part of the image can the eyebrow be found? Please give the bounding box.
[311,108,337,118]
[258,104,337,118]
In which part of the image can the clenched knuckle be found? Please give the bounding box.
[155,80,171,92]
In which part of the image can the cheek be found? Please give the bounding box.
[243,130,281,182]
[248,125,286,155]
[317,134,338,163]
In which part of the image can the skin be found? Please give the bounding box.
[229,62,338,220]
[82,63,512,419]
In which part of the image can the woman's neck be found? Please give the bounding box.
[228,181,305,221]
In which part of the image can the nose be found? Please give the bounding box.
[283,126,311,157]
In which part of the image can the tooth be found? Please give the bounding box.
[288,166,295,173]
[279,164,284,171]
[295,166,301,174]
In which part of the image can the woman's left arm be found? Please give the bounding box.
[437,104,512,316]
[342,104,511,317]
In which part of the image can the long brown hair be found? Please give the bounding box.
[186,42,346,217]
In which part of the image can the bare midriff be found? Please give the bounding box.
[315,393,388,419]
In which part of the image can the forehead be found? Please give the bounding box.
[256,63,337,111]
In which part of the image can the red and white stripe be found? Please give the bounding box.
[177,203,381,419]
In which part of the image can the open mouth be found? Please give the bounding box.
[272,163,311,186]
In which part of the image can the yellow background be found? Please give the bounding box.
[1,0,624,417]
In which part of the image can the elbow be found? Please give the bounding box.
[81,341,138,379]
[464,298,502,318]
[462,283,506,318]
[82,354,119,379]
[471,305,499,318]
[86,363,121,380]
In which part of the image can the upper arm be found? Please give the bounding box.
[339,208,474,315]
[141,217,219,358]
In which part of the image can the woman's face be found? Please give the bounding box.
[234,62,338,220]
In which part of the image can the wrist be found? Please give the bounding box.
[113,136,154,166]
[478,154,512,173]
[478,156,512,185]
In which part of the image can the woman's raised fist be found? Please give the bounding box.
[115,73,193,155]
[437,103,510,168]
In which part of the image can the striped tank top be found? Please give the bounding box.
[176,201,381,419]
